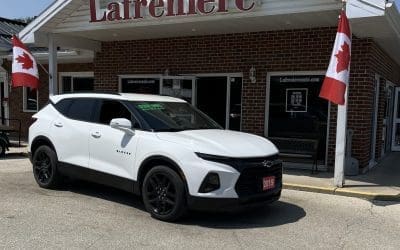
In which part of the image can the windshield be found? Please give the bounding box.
[129,102,222,132]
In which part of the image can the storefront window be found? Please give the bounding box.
[121,78,160,94]
[268,74,328,161]
[395,124,400,147]
[23,87,38,112]
[61,74,94,93]
[161,78,193,104]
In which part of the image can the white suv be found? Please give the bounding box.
[29,93,282,221]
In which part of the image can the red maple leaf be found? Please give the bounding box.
[16,52,34,70]
[335,42,350,73]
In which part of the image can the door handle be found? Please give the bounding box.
[54,122,63,128]
[91,132,101,139]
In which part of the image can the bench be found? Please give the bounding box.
[268,137,320,173]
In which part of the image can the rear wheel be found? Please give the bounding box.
[0,140,6,157]
[142,166,187,222]
[32,145,62,189]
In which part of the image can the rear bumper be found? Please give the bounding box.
[187,189,281,212]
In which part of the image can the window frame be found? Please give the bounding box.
[23,87,39,113]
[59,72,94,94]
[92,99,143,130]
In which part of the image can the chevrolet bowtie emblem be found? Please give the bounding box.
[263,160,273,168]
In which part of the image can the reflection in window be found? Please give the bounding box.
[23,87,38,112]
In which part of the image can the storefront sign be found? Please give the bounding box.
[286,88,308,113]
[90,0,256,22]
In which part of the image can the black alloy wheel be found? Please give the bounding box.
[142,166,187,222]
[0,140,6,157]
[32,145,61,189]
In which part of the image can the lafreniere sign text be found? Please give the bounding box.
[90,0,256,22]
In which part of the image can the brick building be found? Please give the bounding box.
[4,0,400,172]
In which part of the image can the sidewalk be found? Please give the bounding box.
[283,153,400,201]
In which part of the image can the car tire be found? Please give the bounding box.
[0,140,6,157]
[142,166,187,222]
[32,145,62,189]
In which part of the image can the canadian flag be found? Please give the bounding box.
[319,10,351,105]
[11,35,39,89]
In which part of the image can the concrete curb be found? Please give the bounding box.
[283,183,400,202]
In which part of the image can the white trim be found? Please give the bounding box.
[382,81,396,155]
[22,87,39,113]
[392,87,400,151]
[59,72,94,94]
[369,74,381,168]
[265,71,329,167]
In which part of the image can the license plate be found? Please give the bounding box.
[262,176,276,191]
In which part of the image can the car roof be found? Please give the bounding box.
[50,93,187,103]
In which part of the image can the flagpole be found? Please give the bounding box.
[334,1,348,188]
[334,89,348,187]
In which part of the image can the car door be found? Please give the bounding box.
[88,99,140,180]
[50,98,96,168]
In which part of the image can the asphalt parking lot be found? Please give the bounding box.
[1,156,400,249]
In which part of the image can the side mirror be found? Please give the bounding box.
[110,118,135,136]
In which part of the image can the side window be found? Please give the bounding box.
[66,98,96,122]
[97,100,139,128]
[54,99,73,116]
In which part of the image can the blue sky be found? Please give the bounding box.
[0,0,55,19]
[0,0,399,19]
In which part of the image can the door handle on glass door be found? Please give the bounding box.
[91,132,101,139]
[54,122,63,128]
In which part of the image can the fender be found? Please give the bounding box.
[31,135,56,155]
[137,155,189,195]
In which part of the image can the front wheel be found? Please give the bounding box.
[142,166,187,222]
[32,145,62,189]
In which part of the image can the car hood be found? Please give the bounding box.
[156,129,279,158]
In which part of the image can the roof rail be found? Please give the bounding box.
[58,91,122,96]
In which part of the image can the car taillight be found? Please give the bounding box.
[29,117,38,126]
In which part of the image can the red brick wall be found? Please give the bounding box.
[2,61,94,138]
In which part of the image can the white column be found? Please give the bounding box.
[48,34,58,96]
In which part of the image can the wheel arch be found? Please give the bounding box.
[137,155,188,195]
[31,136,56,157]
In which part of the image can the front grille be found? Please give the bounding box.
[235,164,282,198]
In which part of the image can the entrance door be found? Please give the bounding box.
[392,88,400,151]
[161,76,196,105]
[383,84,395,154]
[196,76,242,131]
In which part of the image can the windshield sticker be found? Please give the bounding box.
[137,103,165,111]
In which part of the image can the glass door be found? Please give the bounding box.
[161,76,196,105]
[392,88,400,151]
[383,84,395,154]
[196,76,242,131]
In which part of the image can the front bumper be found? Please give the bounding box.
[187,190,281,211]
[188,155,283,211]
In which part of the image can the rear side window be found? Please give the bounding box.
[54,99,73,116]
[66,98,96,122]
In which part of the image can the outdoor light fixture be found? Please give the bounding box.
[249,66,256,84]
[164,69,170,76]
